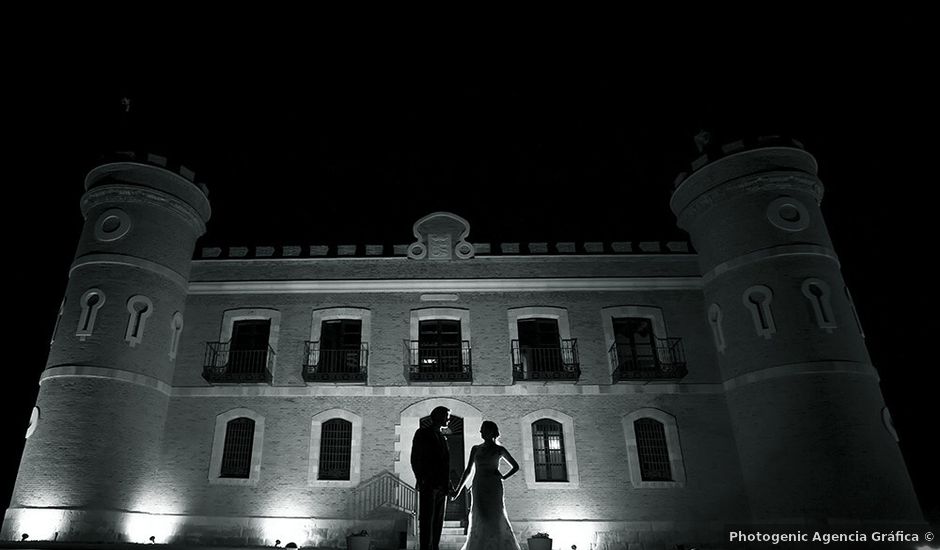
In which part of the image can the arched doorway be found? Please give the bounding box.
[419,414,467,524]
[397,399,482,529]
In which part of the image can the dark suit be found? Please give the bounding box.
[411,425,451,550]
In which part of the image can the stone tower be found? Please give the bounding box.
[670,139,923,523]
[4,155,210,540]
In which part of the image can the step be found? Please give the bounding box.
[407,533,466,541]
[405,525,466,550]
[405,541,465,550]
[405,520,465,546]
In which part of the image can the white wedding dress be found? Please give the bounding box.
[460,443,521,550]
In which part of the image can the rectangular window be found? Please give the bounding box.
[229,319,271,375]
[518,319,563,374]
[319,319,363,373]
[613,317,657,371]
[418,320,462,371]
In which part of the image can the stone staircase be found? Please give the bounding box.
[406,520,466,550]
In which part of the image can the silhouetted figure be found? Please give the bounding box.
[451,420,521,550]
[411,406,456,550]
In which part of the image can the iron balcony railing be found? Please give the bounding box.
[610,338,687,381]
[203,342,274,384]
[303,341,368,382]
[511,339,580,381]
[403,340,472,382]
[348,471,417,529]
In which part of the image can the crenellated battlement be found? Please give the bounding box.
[196,240,693,260]
[674,135,807,188]
[94,150,207,191]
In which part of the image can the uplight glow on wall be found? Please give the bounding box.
[8,509,67,541]
[536,522,598,550]
[259,517,309,547]
[123,512,182,544]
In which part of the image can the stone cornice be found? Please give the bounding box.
[41,365,172,395]
[701,244,840,284]
[723,361,879,392]
[171,381,724,397]
[71,253,189,290]
[187,277,704,295]
[81,184,207,236]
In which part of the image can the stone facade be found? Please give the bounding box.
[1,145,924,549]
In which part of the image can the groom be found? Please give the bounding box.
[410,406,456,550]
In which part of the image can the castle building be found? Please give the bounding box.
[1,141,924,549]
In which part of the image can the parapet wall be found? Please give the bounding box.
[198,241,693,260]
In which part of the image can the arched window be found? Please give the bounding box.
[76,288,106,340]
[209,408,265,485]
[318,419,353,480]
[743,285,776,339]
[707,303,726,353]
[169,312,184,360]
[622,408,686,488]
[634,418,672,481]
[844,286,865,338]
[25,406,40,439]
[51,297,66,345]
[220,418,255,479]
[519,409,579,489]
[124,295,154,347]
[309,409,363,487]
[801,279,836,332]
[532,419,567,482]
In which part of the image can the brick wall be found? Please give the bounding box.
[11,378,168,511]
[174,288,720,387]
[157,391,747,523]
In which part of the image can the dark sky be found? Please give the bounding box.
[5,21,936,523]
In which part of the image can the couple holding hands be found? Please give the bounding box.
[410,406,522,550]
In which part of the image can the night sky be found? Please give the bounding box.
[5,22,936,524]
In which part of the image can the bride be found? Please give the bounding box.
[451,420,521,550]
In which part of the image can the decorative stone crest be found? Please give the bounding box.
[407,212,475,260]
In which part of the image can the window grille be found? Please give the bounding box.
[220,417,255,478]
[634,418,672,481]
[319,418,352,480]
[532,419,567,482]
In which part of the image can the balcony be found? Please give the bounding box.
[403,340,472,382]
[303,341,368,383]
[610,338,687,381]
[511,339,580,381]
[203,342,274,384]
